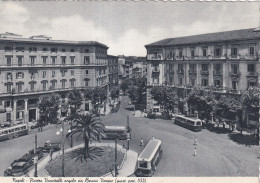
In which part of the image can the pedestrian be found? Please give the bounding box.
[194,137,197,145]
[152,136,155,140]
[140,138,144,146]
[49,148,53,162]
[48,123,50,128]
[193,147,197,156]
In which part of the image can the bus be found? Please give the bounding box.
[174,114,202,131]
[0,124,28,141]
[135,139,162,177]
[102,125,131,140]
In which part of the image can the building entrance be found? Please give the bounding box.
[29,109,36,122]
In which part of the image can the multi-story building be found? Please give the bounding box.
[107,55,119,90]
[145,28,260,113]
[0,32,110,124]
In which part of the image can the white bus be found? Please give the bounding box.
[0,124,28,141]
[135,139,162,177]
[174,114,202,131]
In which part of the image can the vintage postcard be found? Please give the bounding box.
[0,1,259,183]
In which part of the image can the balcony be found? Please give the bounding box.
[147,54,163,60]
[229,89,241,94]
[229,71,241,78]
[247,72,258,77]
[228,55,240,60]
[188,70,197,75]
[200,70,209,75]
[177,69,184,75]
[244,54,258,60]
[213,70,223,76]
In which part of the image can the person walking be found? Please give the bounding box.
[152,136,155,140]
[49,148,53,162]
[140,138,144,146]
[194,137,197,145]
[193,147,197,156]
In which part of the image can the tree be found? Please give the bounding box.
[67,89,83,114]
[120,78,134,95]
[66,113,106,161]
[84,87,107,115]
[38,93,60,124]
[151,86,178,117]
[109,86,120,103]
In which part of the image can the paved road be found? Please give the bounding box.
[102,96,258,177]
[0,96,258,177]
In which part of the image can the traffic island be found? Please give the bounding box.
[45,146,124,177]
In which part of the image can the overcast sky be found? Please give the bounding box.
[0,1,258,56]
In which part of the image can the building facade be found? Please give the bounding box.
[107,55,119,90]
[145,28,260,114]
[0,33,110,124]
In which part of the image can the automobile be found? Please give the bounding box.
[0,122,12,128]
[30,123,45,129]
[4,162,30,177]
[29,148,44,160]
[11,153,35,167]
[42,142,61,153]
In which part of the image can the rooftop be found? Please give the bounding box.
[138,139,161,161]
[145,28,260,47]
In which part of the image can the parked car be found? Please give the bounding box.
[30,123,45,129]
[4,162,30,177]
[29,148,44,160]
[42,142,61,153]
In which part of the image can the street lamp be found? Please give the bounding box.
[56,121,65,177]
[68,128,73,148]
[34,134,38,177]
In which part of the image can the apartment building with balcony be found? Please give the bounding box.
[145,28,260,112]
[0,32,109,124]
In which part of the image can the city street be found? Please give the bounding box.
[0,96,258,177]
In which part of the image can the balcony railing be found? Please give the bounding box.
[0,63,108,68]
[247,72,258,77]
[152,68,160,73]
[188,70,197,75]
[147,54,163,60]
[177,69,184,74]
[229,71,241,78]
[229,89,241,94]
[200,70,209,75]
[213,70,223,76]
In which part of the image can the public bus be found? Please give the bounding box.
[102,125,131,140]
[135,139,162,177]
[174,114,202,131]
[0,124,29,141]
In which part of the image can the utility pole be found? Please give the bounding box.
[127,115,130,150]
[114,138,118,177]
[34,134,38,177]
[62,119,65,177]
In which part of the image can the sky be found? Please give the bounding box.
[0,1,259,56]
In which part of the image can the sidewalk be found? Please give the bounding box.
[28,142,138,177]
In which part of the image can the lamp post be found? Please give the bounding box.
[56,120,65,177]
[114,138,118,177]
[68,128,73,148]
[34,134,38,177]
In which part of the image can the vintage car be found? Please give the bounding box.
[42,142,61,153]
[4,162,30,177]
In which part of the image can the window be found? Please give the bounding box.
[248,81,256,88]
[16,47,24,52]
[85,49,89,53]
[6,84,12,93]
[5,46,12,52]
[191,49,195,57]
[42,56,47,66]
[42,71,46,78]
[179,50,183,57]
[6,113,11,122]
[51,81,56,89]
[16,83,23,92]
[31,72,36,79]
[16,72,23,79]
[85,103,89,111]
[71,70,74,76]
[29,47,37,52]
[214,47,221,57]
[201,64,208,71]
[61,80,66,89]
[84,80,89,87]
[214,80,221,88]
[71,49,75,52]
[62,49,66,52]
[43,48,48,52]
[84,56,90,65]
[152,77,159,84]
[70,57,75,65]
[70,79,75,87]
[61,71,66,77]
[61,57,66,65]
[52,71,55,77]
[52,57,56,65]
[214,64,222,75]
[7,73,12,81]
[179,78,183,85]
[30,83,35,91]
[190,78,195,86]
[30,56,36,66]
[231,64,239,74]
[153,63,159,71]
[17,56,23,66]
[231,47,238,57]
[6,56,12,66]
[247,64,255,72]
[42,82,47,91]
[189,64,196,71]
[203,47,207,57]
[201,79,208,87]
[178,64,183,73]
[232,81,238,90]
[51,48,57,53]
[85,70,89,75]
[249,46,255,55]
